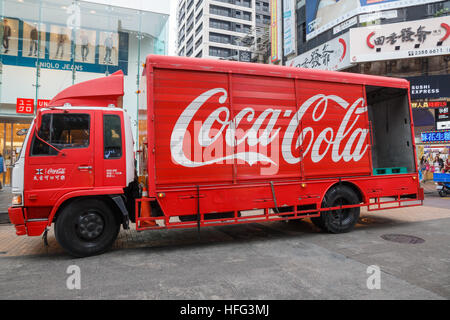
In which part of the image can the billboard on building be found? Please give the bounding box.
[283,0,296,57]
[408,75,450,101]
[306,0,443,41]
[350,16,450,63]
[0,17,129,75]
[286,32,352,71]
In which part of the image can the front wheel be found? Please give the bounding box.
[55,199,120,257]
[310,185,360,234]
[438,189,447,197]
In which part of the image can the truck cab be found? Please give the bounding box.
[9,71,137,257]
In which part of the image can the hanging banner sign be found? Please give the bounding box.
[283,0,296,56]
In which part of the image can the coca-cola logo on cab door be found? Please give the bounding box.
[170,88,369,173]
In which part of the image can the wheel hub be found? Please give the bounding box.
[77,212,104,241]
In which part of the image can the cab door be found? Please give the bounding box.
[24,111,95,210]
[100,111,126,187]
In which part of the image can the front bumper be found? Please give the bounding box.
[8,206,26,236]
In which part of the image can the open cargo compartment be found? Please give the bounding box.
[366,85,416,175]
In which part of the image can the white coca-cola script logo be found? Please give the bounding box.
[170,88,369,168]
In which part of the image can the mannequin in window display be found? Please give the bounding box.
[29,25,38,56]
[2,19,11,54]
[103,32,114,64]
[55,28,67,59]
[80,31,89,62]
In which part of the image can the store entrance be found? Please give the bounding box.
[0,120,32,187]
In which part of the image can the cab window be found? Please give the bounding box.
[103,114,122,159]
[30,113,90,156]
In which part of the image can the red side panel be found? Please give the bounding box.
[153,69,233,185]
[151,68,371,188]
[297,80,371,178]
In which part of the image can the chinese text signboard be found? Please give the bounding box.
[350,16,450,62]
[16,98,34,114]
[421,130,450,144]
[287,32,351,71]
[436,106,450,130]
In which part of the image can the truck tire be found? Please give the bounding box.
[55,199,120,257]
[310,185,360,234]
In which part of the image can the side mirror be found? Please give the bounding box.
[16,129,28,136]
[35,109,42,133]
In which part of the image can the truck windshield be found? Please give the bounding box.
[30,113,90,156]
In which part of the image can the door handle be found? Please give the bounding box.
[78,166,92,171]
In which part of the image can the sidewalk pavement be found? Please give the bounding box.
[0,187,12,224]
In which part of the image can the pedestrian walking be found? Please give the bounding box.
[0,153,5,191]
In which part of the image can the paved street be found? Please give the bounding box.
[0,184,449,299]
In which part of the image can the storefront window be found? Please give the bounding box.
[0,0,168,186]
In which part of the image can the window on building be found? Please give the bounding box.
[210,5,231,17]
[196,9,203,22]
[210,32,231,44]
[195,36,203,49]
[210,18,231,31]
[209,46,236,58]
[196,23,203,36]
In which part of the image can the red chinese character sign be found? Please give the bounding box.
[16,98,34,114]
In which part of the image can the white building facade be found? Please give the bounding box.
[0,0,170,186]
[176,0,270,61]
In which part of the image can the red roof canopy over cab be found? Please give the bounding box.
[48,70,124,107]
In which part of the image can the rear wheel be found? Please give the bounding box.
[310,185,360,233]
[439,189,447,197]
[55,199,120,257]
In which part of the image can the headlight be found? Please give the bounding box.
[12,195,22,206]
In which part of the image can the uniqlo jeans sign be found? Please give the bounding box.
[16,98,34,114]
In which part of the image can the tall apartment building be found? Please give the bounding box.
[176,0,270,61]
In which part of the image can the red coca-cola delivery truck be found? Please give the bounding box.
[8,55,423,257]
